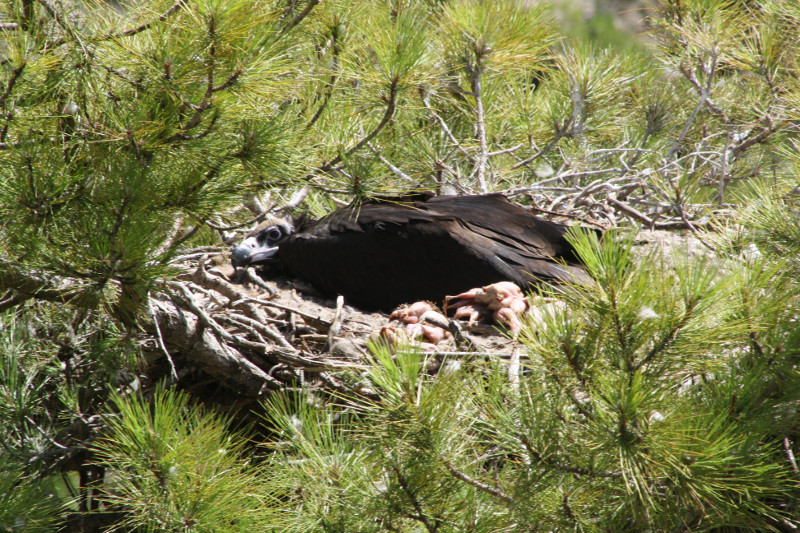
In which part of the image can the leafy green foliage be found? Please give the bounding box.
[92,387,272,532]
[0,314,70,532]
[438,0,556,74]
[0,0,297,324]
[0,307,125,530]
[261,349,502,532]
[1,0,800,530]
[259,231,800,532]
[0,454,64,532]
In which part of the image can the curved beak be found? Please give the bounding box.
[231,236,279,268]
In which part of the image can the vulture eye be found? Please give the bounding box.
[266,227,283,242]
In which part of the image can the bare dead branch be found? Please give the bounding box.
[668,54,719,161]
[193,263,273,323]
[488,143,523,157]
[510,115,575,170]
[679,64,728,121]
[420,89,476,165]
[508,344,520,390]
[231,296,332,331]
[150,298,283,395]
[148,294,178,380]
[222,311,295,350]
[606,197,656,227]
[326,295,345,351]
[242,268,277,295]
[369,142,412,181]
[471,69,489,193]
[785,437,799,477]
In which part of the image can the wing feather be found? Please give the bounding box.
[277,193,594,310]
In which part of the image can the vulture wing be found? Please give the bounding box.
[276,194,592,311]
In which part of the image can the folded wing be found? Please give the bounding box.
[277,194,594,311]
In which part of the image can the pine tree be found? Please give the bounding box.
[0,0,799,530]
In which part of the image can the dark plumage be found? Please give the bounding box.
[231,193,596,312]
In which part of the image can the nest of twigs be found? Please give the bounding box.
[142,225,709,405]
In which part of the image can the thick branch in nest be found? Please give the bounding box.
[149,299,283,396]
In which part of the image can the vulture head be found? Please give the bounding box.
[231,219,294,268]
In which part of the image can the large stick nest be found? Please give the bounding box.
[143,229,709,403]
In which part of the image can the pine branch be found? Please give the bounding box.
[109,0,188,39]
[0,263,99,308]
[35,0,72,36]
[0,292,30,312]
[318,79,399,175]
[101,64,145,91]
[171,110,219,142]
[633,307,693,373]
[279,0,321,36]
[442,460,513,504]
[668,54,719,162]
[510,115,575,170]
[392,465,440,533]
[420,88,476,164]
[306,73,337,129]
[0,63,24,111]
[487,143,523,157]
[680,64,728,122]
[519,434,622,478]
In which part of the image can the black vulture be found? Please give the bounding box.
[231,193,595,312]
